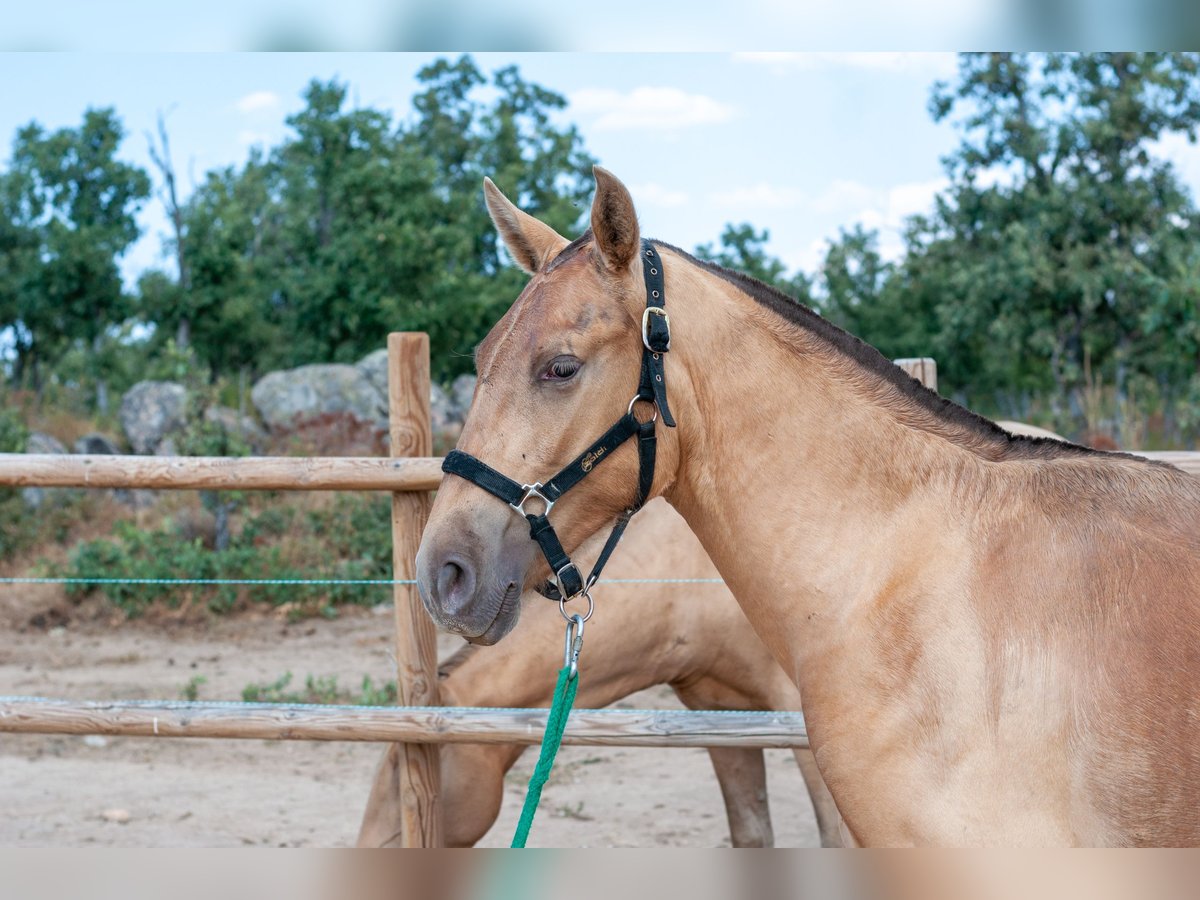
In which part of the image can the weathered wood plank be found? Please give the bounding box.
[1132,451,1200,477]
[0,454,443,492]
[384,332,442,847]
[0,698,810,748]
[894,357,938,393]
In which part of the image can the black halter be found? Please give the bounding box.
[442,239,676,606]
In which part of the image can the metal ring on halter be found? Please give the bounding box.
[559,588,594,624]
[627,394,658,423]
[510,482,554,517]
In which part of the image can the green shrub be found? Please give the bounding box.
[51,495,395,617]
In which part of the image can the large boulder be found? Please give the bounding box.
[21,432,67,509]
[120,381,187,454]
[450,374,477,419]
[354,349,464,441]
[251,364,386,432]
[203,406,267,452]
[355,349,390,400]
[26,432,67,456]
[73,433,121,456]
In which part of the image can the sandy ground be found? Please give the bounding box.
[0,590,819,848]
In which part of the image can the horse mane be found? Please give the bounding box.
[650,240,1164,467]
[438,642,479,680]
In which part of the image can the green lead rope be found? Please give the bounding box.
[510,665,580,848]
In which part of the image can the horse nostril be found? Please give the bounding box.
[437,561,464,599]
[436,558,476,615]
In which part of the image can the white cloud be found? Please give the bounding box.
[235,90,280,114]
[630,182,689,208]
[709,182,807,210]
[569,87,735,131]
[810,179,877,215]
[733,52,957,78]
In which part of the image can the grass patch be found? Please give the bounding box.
[241,672,397,706]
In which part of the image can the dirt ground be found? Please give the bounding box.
[0,587,820,848]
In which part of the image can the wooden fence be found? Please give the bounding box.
[0,345,1196,848]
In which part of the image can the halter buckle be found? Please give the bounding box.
[641,307,671,352]
[555,561,584,596]
[510,483,554,517]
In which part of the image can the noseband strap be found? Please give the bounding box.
[442,239,675,602]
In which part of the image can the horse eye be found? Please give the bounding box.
[542,356,582,381]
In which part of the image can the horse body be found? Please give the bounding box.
[362,498,841,848]
[658,247,1200,845]
[417,169,1200,846]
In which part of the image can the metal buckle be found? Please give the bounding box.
[555,562,583,594]
[641,306,671,352]
[510,482,554,517]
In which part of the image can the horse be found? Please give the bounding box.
[414,167,1200,846]
[359,498,842,848]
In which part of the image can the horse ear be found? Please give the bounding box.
[483,178,568,274]
[590,166,640,272]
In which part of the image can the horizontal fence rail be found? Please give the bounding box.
[0,454,443,492]
[0,450,1194,495]
[0,697,809,749]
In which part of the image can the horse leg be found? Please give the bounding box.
[356,744,404,847]
[793,747,844,848]
[705,746,774,847]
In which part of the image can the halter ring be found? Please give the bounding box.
[510,482,554,517]
[559,588,594,624]
[627,394,659,423]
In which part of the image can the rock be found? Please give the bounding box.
[430,382,455,436]
[120,381,188,454]
[21,432,68,509]
[73,433,121,456]
[101,808,131,824]
[358,348,460,436]
[26,432,67,455]
[450,374,477,419]
[203,406,267,451]
[251,364,386,432]
[355,349,390,399]
[69,430,155,508]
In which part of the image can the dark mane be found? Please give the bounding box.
[651,240,1148,467]
[545,229,594,273]
[437,642,479,680]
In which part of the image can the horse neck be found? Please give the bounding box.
[658,253,983,672]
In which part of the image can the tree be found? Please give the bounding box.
[0,108,150,404]
[152,58,597,383]
[895,53,1200,431]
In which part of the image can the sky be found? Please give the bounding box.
[3,52,1200,290]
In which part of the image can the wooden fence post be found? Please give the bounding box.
[357,333,442,848]
[894,357,938,393]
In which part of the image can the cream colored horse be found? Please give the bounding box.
[416,168,1200,846]
[360,498,841,847]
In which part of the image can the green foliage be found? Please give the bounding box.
[53,494,393,617]
[141,56,594,383]
[241,671,397,705]
[0,108,150,395]
[181,675,207,701]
